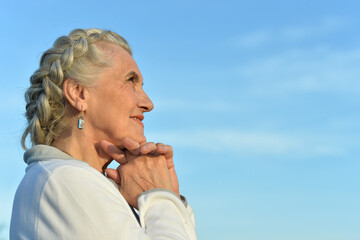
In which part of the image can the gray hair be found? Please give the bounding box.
[22,28,132,150]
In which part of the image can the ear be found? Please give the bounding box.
[63,78,88,112]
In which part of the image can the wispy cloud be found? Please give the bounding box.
[151,98,239,112]
[234,31,271,48]
[234,16,349,48]
[236,46,360,95]
[147,129,348,157]
[281,16,348,41]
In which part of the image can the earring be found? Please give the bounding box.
[78,111,84,129]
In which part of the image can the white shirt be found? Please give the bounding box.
[10,145,196,240]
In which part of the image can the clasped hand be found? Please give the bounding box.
[100,138,180,209]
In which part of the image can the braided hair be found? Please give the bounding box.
[22,28,132,150]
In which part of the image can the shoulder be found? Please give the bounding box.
[11,159,124,239]
[22,145,118,194]
[16,158,122,212]
[35,159,120,198]
[25,159,107,189]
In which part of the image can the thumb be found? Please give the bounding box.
[105,168,121,185]
[122,137,141,156]
[99,140,126,164]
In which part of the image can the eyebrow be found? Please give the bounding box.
[125,71,144,86]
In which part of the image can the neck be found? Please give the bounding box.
[51,125,112,174]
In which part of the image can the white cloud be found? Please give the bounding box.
[236,46,360,95]
[282,16,348,41]
[152,98,239,112]
[234,16,349,48]
[234,30,272,48]
[231,16,360,96]
[147,129,346,157]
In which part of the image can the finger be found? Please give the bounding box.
[156,144,174,169]
[140,142,158,155]
[100,140,126,164]
[105,168,121,185]
[156,144,173,159]
[123,137,141,155]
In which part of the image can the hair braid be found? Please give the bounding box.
[22,28,132,149]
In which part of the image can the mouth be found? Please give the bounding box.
[130,115,144,127]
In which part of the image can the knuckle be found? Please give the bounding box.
[143,142,154,147]
[133,156,146,165]
[154,155,166,165]
[118,166,126,174]
[156,143,164,149]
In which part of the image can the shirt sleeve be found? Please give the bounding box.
[180,194,196,230]
[36,165,197,240]
[138,189,197,239]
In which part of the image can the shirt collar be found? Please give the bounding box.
[24,144,74,165]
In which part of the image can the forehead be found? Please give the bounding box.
[98,43,143,80]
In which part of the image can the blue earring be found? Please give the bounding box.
[78,112,84,129]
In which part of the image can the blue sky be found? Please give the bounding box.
[1,0,359,239]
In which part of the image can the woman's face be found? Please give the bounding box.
[85,44,154,146]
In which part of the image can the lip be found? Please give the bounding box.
[130,115,144,127]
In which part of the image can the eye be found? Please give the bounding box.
[127,77,135,83]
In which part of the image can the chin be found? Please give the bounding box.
[111,129,146,144]
[134,134,147,144]
[131,129,147,144]
[118,132,146,145]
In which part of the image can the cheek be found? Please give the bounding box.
[106,90,138,125]
[120,87,138,109]
[87,85,140,136]
[99,86,133,111]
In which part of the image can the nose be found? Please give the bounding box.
[138,88,154,113]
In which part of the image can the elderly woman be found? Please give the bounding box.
[10,29,196,239]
